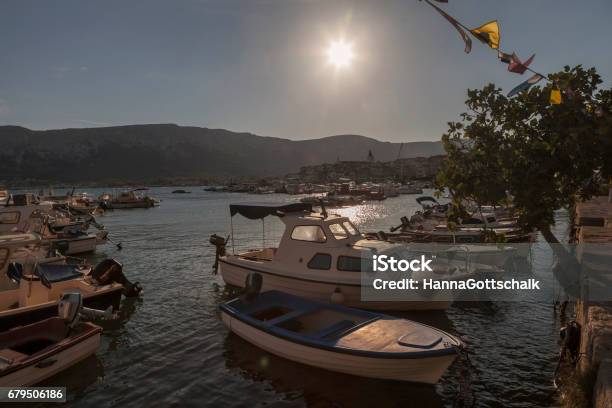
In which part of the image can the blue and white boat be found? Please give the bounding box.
[220,290,463,384]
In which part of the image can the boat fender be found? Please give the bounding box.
[330,288,345,304]
[241,272,262,304]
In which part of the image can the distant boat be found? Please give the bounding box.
[203,186,227,192]
[172,189,191,194]
[98,189,157,209]
[220,289,462,384]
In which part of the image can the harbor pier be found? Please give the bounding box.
[574,196,612,407]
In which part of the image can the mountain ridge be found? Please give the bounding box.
[0,124,444,183]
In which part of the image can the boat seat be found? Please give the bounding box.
[36,264,83,287]
[313,320,355,340]
[0,348,27,369]
[265,310,312,326]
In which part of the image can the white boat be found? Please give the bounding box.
[0,189,8,206]
[217,203,480,311]
[0,293,110,386]
[0,201,108,255]
[220,288,463,384]
[0,253,141,331]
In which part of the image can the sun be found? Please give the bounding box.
[326,39,354,69]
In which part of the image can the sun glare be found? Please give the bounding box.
[326,39,354,69]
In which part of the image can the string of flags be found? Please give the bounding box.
[422,0,563,105]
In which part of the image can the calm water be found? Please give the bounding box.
[21,187,567,407]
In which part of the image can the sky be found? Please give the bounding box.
[1,0,611,142]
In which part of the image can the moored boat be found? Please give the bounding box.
[0,258,141,331]
[220,288,463,384]
[216,202,486,311]
[0,293,110,386]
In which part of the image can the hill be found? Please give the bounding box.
[0,124,443,184]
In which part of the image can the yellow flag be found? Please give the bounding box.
[550,87,562,105]
[470,20,500,49]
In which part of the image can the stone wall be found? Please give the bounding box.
[574,197,612,408]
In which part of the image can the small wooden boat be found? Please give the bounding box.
[220,289,462,384]
[0,293,108,386]
[0,317,101,386]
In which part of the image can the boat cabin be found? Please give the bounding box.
[227,202,395,274]
[0,203,53,234]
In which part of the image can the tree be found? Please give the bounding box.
[436,66,612,250]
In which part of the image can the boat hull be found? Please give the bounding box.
[43,235,98,255]
[0,286,122,332]
[221,312,456,384]
[0,329,100,387]
[219,259,452,311]
[104,200,154,209]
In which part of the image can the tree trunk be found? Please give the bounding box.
[539,224,581,298]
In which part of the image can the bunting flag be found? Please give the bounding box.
[420,2,556,103]
[470,20,500,49]
[507,73,544,97]
[425,0,472,53]
[550,86,562,104]
[508,53,535,74]
[498,50,513,64]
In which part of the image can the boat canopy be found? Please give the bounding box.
[230,202,312,219]
[416,196,439,206]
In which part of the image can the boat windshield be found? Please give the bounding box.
[342,221,359,236]
[291,225,327,242]
[328,223,348,240]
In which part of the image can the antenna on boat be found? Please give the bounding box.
[319,199,328,219]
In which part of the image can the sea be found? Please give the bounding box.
[13,187,569,407]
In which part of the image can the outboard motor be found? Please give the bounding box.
[241,272,262,304]
[91,259,142,297]
[209,234,229,274]
[57,292,114,329]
